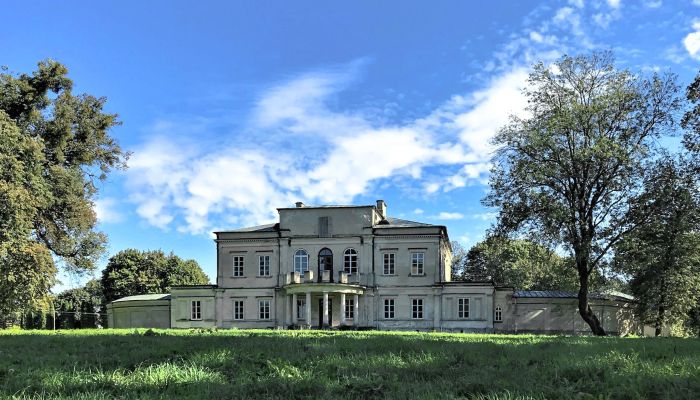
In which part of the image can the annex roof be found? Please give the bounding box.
[112,293,171,302]
[513,290,634,301]
[215,223,279,234]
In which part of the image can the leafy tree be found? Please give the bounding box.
[101,249,210,302]
[484,52,680,335]
[449,241,468,281]
[614,156,700,336]
[55,279,106,328]
[681,70,700,168]
[461,237,579,291]
[0,61,127,318]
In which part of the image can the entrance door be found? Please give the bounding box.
[318,248,333,282]
[318,298,333,327]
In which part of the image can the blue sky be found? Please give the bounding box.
[2,0,700,289]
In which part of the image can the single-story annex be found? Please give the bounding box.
[107,200,647,335]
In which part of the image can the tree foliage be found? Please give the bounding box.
[484,52,680,335]
[0,60,127,318]
[101,249,210,302]
[55,279,106,328]
[614,156,700,336]
[455,237,579,291]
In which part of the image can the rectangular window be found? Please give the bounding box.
[412,298,424,319]
[383,253,395,275]
[232,256,244,277]
[345,298,355,319]
[458,298,470,319]
[258,255,270,276]
[383,298,395,319]
[259,299,271,320]
[411,252,424,275]
[190,300,202,320]
[233,300,244,320]
[495,306,502,322]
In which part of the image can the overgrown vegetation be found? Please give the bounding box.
[0,329,698,399]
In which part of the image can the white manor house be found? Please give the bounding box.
[107,200,646,335]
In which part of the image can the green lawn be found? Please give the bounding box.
[0,329,698,399]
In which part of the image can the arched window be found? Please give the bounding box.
[294,249,309,274]
[318,248,333,281]
[495,306,503,322]
[344,248,358,274]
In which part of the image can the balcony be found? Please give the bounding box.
[283,271,364,295]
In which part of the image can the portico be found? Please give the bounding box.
[283,278,364,328]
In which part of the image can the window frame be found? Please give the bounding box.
[458,298,470,319]
[258,255,271,277]
[232,256,245,277]
[293,249,309,274]
[495,305,502,323]
[412,298,424,319]
[343,248,358,275]
[233,299,244,320]
[383,298,395,319]
[258,299,271,320]
[190,300,202,321]
[344,298,355,320]
[410,252,425,275]
[382,253,395,275]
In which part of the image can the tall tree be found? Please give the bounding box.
[614,156,700,336]
[101,249,210,302]
[55,279,106,328]
[485,52,679,335]
[449,241,468,281]
[0,61,127,318]
[681,70,700,169]
[461,237,579,291]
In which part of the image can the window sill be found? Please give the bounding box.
[380,274,397,276]
[409,274,426,277]
[230,276,247,278]
[256,275,273,278]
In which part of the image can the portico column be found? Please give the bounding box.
[285,295,292,325]
[340,293,346,325]
[305,292,311,326]
[292,293,298,325]
[354,294,360,324]
[323,291,329,327]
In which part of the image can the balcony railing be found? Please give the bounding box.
[285,271,349,285]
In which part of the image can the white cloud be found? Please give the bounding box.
[472,212,498,221]
[643,0,662,8]
[93,198,123,224]
[413,208,424,215]
[124,2,594,235]
[683,20,700,60]
[435,212,464,220]
[606,0,621,8]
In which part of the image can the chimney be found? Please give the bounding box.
[295,202,305,208]
[376,200,387,219]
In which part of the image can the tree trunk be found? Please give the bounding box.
[655,306,665,337]
[576,257,607,336]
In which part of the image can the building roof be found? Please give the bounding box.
[216,223,279,233]
[111,293,171,303]
[513,290,634,301]
[374,217,438,228]
[216,216,440,234]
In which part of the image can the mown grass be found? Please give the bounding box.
[0,329,698,399]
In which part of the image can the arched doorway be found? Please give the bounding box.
[318,248,333,282]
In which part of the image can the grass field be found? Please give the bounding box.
[0,330,698,400]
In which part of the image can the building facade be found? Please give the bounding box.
[108,200,646,335]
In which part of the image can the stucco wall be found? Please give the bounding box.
[107,300,170,329]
